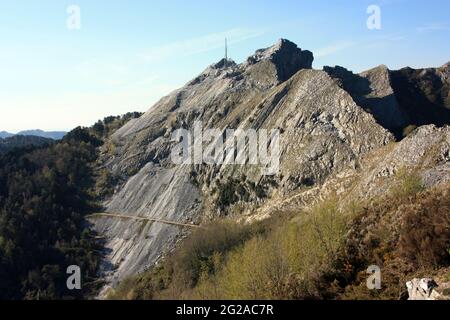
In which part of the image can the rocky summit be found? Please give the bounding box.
[90,39,450,294]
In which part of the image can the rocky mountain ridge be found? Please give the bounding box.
[324,61,450,138]
[90,39,449,294]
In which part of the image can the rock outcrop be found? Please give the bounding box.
[254,124,449,219]
[324,65,409,134]
[325,61,450,138]
[407,278,450,300]
[390,62,450,128]
[245,39,314,82]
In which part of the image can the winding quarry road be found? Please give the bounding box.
[87,212,202,229]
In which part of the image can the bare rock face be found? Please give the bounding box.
[325,62,450,138]
[263,69,393,192]
[245,39,314,82]
[389,62,450,128]
[324,65,408,136]
[254,124,450,218]
[92,39,449,293]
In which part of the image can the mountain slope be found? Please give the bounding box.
[254,124,449,220]
[92,39,395,289]
[91,39,449,295]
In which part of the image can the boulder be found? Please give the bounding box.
[406,278,448,300]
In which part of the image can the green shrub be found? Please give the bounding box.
[339,184,449,300]
[192,198,348,300]
[391,168,424,199]
[397,188,450,268]
[108,218,272,299]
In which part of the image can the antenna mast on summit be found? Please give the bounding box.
[225,38,228,61]
[226,38,230,59]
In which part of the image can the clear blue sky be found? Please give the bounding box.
[1,0,449,132]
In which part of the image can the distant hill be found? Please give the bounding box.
[0,135,54,154]
[16,130,66,140]
[0,131,14,139]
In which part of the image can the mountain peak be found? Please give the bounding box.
[189,39,313,86]
[250,38,305,59]
[211,58,237,70]
[246,38,314,81]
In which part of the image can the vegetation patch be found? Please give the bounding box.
[108,170,449,300]
[0,113,142,299]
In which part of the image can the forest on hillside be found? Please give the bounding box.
[0,113,142,299]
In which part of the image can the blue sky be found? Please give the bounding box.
[0,0,449,132]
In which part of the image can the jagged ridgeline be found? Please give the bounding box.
[89,39,449,297]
